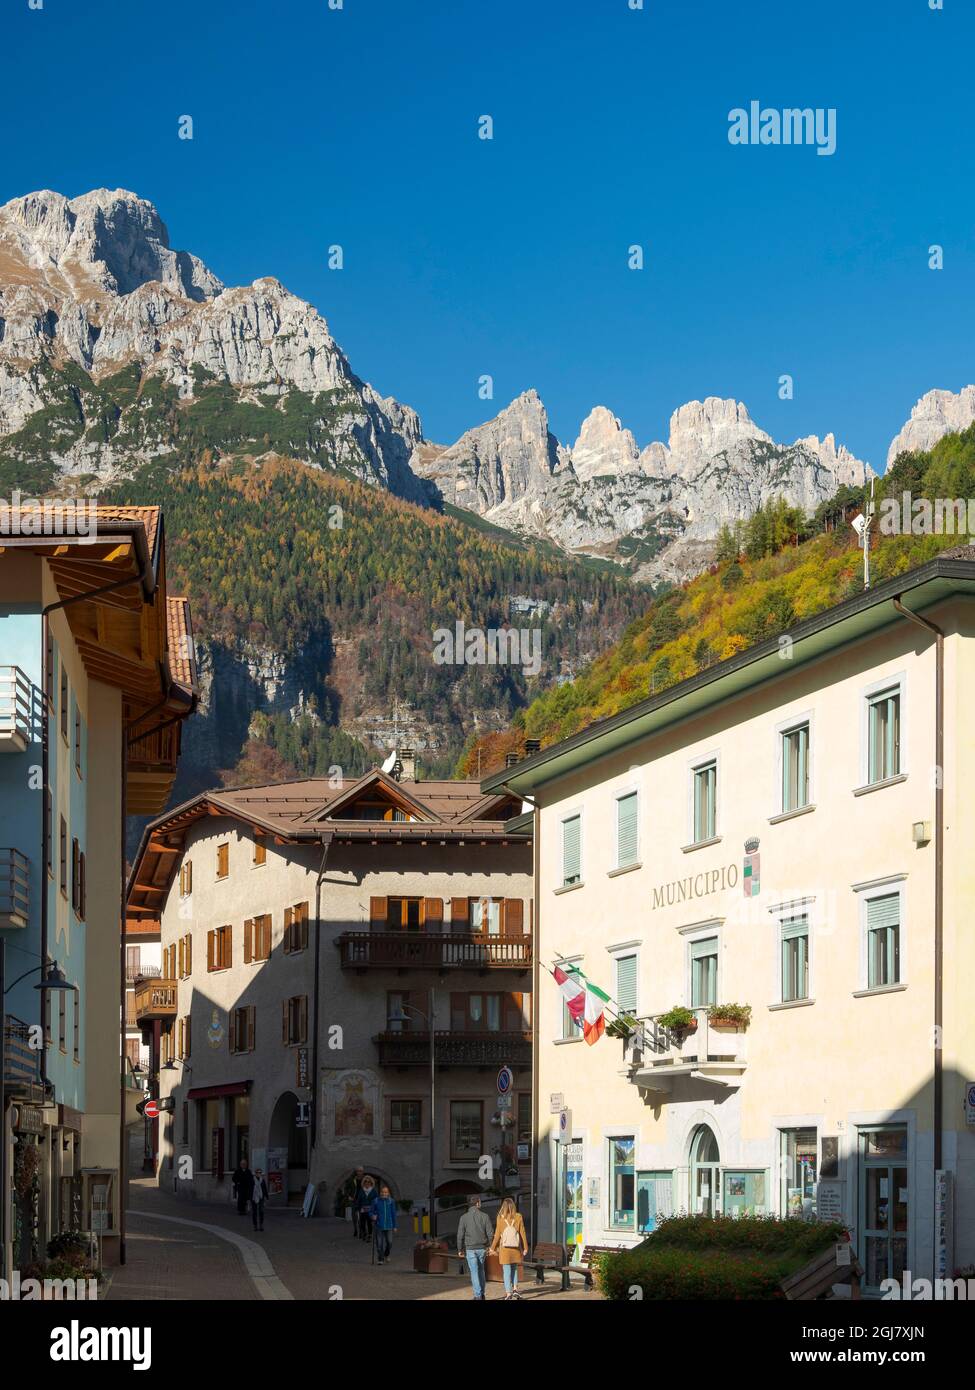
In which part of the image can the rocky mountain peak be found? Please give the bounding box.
[887,385,975,466]
[0,187,223,303]
[572,406,640,479]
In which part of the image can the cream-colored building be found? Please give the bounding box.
[484,547,975,1291]
[127,761,533,1223]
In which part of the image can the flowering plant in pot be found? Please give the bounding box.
[657,1006,697,1041]
[707,1002,752,1030]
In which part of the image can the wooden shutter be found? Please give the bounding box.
[178,938,185,978]
[247,1006,256,1052]
[185,1014,191,1057]
[451,898,470,930]
[298,996,308,1043]
[297,902,309,951]
[185,934,192,975]
[503,899,524,935]
[177,1017,184,1058]
[254,838,266,866]
[423,899,443,931]
[282,999,290,1043]
[244,918,253,964]
[186,860,193,894]
[207,930,215,972]
[370,896,387,929]
[71,840,80,912]
[283,906,294,953]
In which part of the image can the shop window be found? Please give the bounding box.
[609,1136,636,1229]
[449,1100,482,1161]
[780,1128,818,1218]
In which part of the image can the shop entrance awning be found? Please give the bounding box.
[186,1082,252,1100]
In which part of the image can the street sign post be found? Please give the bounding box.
[497,1065,513,1095]
[557,1108,572,1145]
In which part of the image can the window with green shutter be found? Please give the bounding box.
[868,689,900,784]
[616,954,638,1014]
[693,762,717,842]
[780,915,809,1001]
[562,814,582,886]
[616,792,639,868]
[782,724,810,812]
[690,936,718,1007]
[866,893,900,988]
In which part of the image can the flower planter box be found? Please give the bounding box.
[413,1239,450,1274]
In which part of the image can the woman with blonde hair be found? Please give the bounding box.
[490,1197,528,1300]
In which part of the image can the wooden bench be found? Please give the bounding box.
[780,1242,863,1300]
[565,1243,629,1290]
[523,1242,569,1288]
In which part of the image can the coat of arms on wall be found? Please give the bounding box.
[743,837,760,898]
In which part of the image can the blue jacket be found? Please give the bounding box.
[368,1195,398,1231]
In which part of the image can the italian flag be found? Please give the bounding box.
[553,966,608,1045]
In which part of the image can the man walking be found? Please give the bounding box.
[251,1167,269,1232]
[457,1194,494,1300]
[231,1158,254,1217]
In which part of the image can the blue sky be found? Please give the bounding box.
[4,0,973,471]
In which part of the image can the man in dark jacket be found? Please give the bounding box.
[457,1195,495,1300]
[251,1168,270,1231]
[232,1159,255,1216]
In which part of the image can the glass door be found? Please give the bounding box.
[859,1127,908,1290]
[690,1125,720,1216]
[560,1142,584,1253]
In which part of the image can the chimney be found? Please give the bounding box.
[505,752,520,769]
[524,739,541,756]
[396,747,417,782]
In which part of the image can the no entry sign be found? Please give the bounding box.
[143,1099,159,1119]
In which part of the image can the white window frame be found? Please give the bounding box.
[773,711,815,817]
[555,954,585,1042]
[859,671,907,789]
[853,876,907,993]
[768,897,815,1006]
[608,941,641,1017]
[612,784,641,873]
[683,922,722,1008]
[558,808,584,890]
[686,750,721,848]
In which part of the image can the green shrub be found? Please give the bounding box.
[46,1230,91,1263]
[598,1215,850,1301]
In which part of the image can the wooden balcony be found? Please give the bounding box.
[126,721,183,817]
[134,977,177,1023]
[0,848,30,928]
[337,931,532,973]
[0,667,32,752]
[625,1007,748,1094]
[374,1029,532,1069]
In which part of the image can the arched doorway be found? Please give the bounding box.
[689,1124,721,1217]
[333,1168,396,1216]
[267,1092,308,1202]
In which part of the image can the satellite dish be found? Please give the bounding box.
[381,750,397,774]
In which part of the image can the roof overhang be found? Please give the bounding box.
[482,555,975,800]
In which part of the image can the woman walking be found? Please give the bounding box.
[490,1197,528,1300]
[355,1175,377,1243]
[251,1167,269,1232]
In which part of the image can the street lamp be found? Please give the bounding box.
[0,940,78,1279]
[392,989,437,1238]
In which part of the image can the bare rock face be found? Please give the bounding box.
[0,188,425,500]
[887,386,975,467]
[416,391,873,581]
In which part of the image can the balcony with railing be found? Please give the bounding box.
[3,1015,42,1096]
[374,1029,532,1069]
[126,962,162,983]
[134,978,177,1023]
[0,666,32,753]
[0,848,30,928]
[337,930,532,973]
[624,1007,748,1094]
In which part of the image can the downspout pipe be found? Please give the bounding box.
[893,596,944,1279]
[310,832,334,1160]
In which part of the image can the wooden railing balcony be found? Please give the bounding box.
[0,667,32,753]
[127,721,180,772]
[337,931,532,972]
[0,848,30,928]
[134,978,177,1023]
[374,1029,532,1068]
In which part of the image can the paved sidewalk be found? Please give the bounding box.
[108,1179,599,1301]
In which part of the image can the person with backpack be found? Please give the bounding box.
[490,1197,528,1300]
[368,1183,398,1264]
[251,1167,269,1231]
[457,1194,495,1300]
